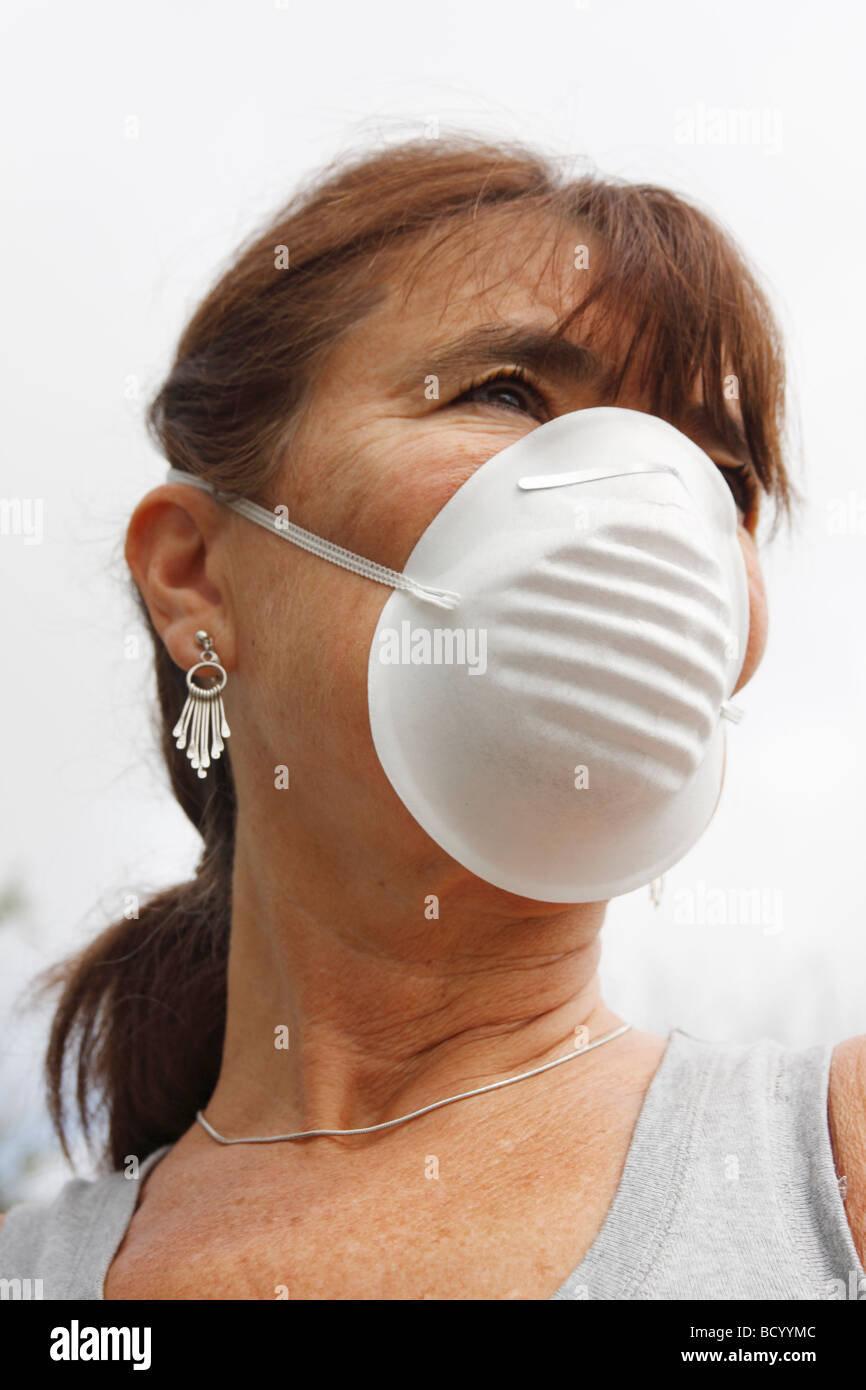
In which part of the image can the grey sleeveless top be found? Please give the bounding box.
[1,1028,862,1300]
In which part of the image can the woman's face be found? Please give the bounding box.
[220,213,769,885]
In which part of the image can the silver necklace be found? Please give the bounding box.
[195,1021,632,1145]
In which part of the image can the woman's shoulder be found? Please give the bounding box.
[829,1031,866,1096]
[829,1033,866,1266]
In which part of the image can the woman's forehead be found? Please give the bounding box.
[319,216,609,388]
[297,204,747,471]
[390,206,594,325]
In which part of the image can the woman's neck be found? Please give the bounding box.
[205,833,620,1142]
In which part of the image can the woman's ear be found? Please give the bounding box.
[124,484,237,672]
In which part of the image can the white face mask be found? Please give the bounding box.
[166,405,750,903]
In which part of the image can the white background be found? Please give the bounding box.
[1,0,864,1199]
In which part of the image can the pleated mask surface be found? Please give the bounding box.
[366,406,750,901]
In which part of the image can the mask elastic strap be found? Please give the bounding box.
[164,468,461,611]
[720,700,745,723]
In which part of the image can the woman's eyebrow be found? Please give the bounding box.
[391,324,609,394]
[390,325,753,463]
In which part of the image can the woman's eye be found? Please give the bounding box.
[454,368,549,420]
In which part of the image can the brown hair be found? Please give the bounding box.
[40,134,798,1170]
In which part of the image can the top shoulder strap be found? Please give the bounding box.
[554,1029,865,1300]
[0,1146,169,1299]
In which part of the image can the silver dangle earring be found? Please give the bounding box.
[649,875,665,908]
[173,630,231,779]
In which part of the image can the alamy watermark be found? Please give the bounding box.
[673,103,783,156]
[823,1270,866,1299]
[377,620,487,675]
[49,1320,151,1369]
[0,497,43,544]
[672,879,783,934]
[0,1276,43,1299]
[825,491,866,535]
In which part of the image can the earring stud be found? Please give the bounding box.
[172,630,231,779]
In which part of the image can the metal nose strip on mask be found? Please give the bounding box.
[164,468,461,611]
[518,463,680,490]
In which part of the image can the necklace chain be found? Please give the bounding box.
[195,1022,632,1146]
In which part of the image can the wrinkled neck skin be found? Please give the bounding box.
[203,808,630,1155]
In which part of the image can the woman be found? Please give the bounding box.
[2,135,864,1301]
